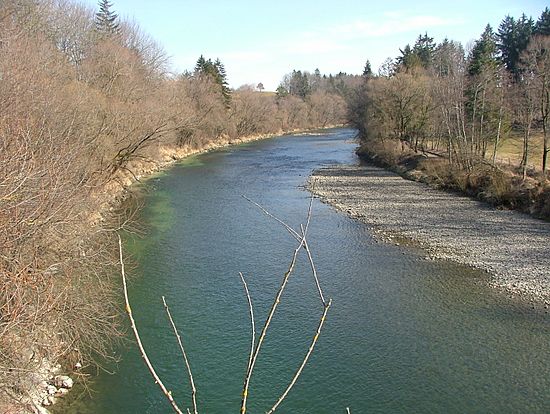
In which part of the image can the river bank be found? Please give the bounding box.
[308,162,550,306]
[13,126,341,414]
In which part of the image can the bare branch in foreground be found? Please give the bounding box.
[242,194,326,306]
[240,232,307,414]
[238,272,255,376]
[240,195,331,413]
[162,296,198,414]
[120,195,333,414]
[266,298,332,413]
[118,234,185,414]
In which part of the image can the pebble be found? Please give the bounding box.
[309,164,550,303]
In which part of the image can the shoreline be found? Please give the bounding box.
[24,126,343,414]
[308,162,550,307]
[95,126,344,218]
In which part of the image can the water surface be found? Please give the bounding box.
[57,128,550,413]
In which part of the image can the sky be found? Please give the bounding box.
[81,0,547,90]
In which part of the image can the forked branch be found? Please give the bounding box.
[239,195,332,413]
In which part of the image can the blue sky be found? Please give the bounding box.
[81,0,547,90]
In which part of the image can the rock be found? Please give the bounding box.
[56,387,69,396]
[54,375,73,389]
[46,385,57,395]
[36,405,51,414]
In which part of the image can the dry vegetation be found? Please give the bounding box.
[0,0,349,410]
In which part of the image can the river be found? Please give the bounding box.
[56,128,550,413]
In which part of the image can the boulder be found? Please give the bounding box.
[54,375,73,389]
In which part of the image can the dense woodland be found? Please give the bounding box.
[0,0,351,409]
[349,8,550,214]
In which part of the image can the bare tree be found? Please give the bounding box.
[521,35,550,173]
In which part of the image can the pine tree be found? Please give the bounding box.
[95,0,120,36]
[468,25,498,76]
[412,33,436,69]
[535,7,550,35]
[276,84,289,99]
[288,70,310,99]
[362,60,373,78]
[194,55,231,107]
[194,55,207,74]
[497,14,535,79]
[214,58,231,107]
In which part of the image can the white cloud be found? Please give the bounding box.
[171,13,466,90]
[327,13,464,40]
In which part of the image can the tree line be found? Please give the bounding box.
[0,0,348,409]
[349,8,550,181]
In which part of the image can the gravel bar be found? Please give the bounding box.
[308,163,550,304]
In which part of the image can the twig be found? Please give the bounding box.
[118,234,184,414]
[241,195,297,239]
[238,272,255,375]
[162,296,198,414]
[346,408,351,414]
[301,224,326,305]
[243,195,326,306]
[266,299,332,413]
[240,232,307,414]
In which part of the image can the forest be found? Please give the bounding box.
[349,8,550,216]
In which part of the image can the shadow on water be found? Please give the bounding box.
[55,128,550,414]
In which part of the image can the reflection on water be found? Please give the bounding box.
[56,129,550,414]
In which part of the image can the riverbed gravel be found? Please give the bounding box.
[308,163,550,304]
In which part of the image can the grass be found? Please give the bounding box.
[495,130,545,170]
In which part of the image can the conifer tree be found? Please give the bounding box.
[497,14,535,79]
[535,7,550,35]
[194,55,231,107]
[95,0,120,36]
[214,58,231,107]
[412,33,436,69]
[468,25,498,76]
[362,60,373,78]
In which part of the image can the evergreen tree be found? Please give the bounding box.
[214,58,231,107]
[95,0,120,35]
[397,44,417,71]
[194,55,231,107]
[362,60,373,78]
[276,84,289,99]
[412,33,436,69]
[535,7,550,35]
[468,25,498,76]
[194,55,208,74]
[288,70,310,99]
[497,14,535,79]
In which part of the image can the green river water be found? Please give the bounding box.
[56,128,550,413]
